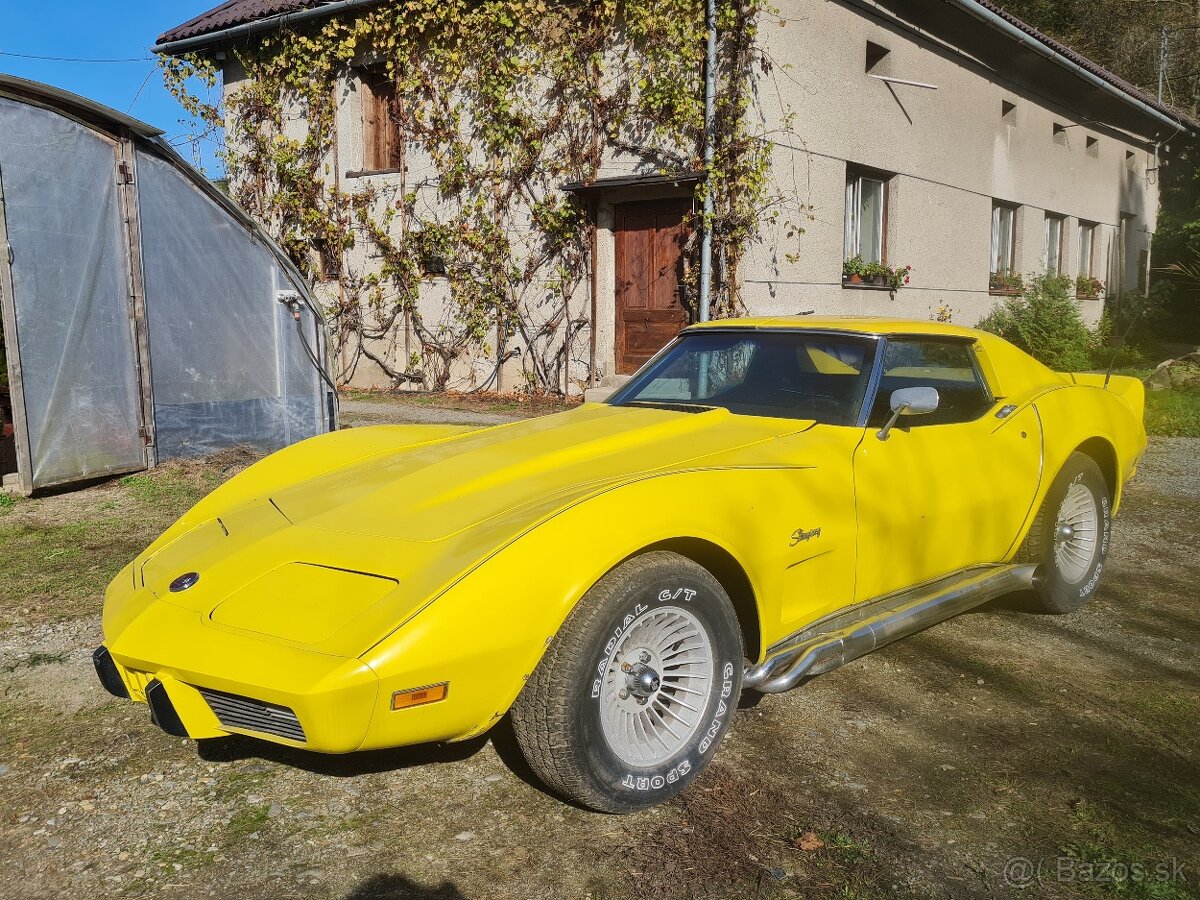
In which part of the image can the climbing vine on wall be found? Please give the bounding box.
[163,0,792,393]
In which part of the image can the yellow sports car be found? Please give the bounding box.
[94,317,1146,812]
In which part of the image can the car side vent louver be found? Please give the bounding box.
[196,687,306,743]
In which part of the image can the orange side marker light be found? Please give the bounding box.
[391,682,449,711]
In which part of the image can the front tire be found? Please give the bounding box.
[1016,451,1112,613]
[511,551,743,813]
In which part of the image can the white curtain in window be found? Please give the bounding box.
[1078,224,1095,276]
[990,205,1013,274]
[1044,216,1062,274]
[844,175,884,263]
[844,178,858,259]
[859,178,884,263]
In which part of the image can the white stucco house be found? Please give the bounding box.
[156,0,1196,392]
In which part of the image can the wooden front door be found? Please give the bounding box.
[615,199,693,374]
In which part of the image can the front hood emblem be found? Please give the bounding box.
[169,572,200,593]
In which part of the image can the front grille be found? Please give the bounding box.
[196,687,306,743]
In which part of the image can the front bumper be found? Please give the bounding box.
[96,593,381,752]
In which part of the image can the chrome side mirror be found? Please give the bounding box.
[876,386,939,441]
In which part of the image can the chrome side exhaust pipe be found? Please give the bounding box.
[743,564,1037,694]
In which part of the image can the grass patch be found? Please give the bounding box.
[1056,842,1193,899]
[227,804,270,839]
[119,465,226,509]
[0,456,253,628]
[149,845,216,872]
[0,519,144,625]
[0,493,16,513]
[3,650,68,673]
[823,832,874,864]
[1144,388,1200,437]
[1111,367,1200,438]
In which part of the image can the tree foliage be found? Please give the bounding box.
[979,274,1097,370]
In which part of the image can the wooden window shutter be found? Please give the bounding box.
[361,70,402,172]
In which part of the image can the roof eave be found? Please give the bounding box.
[153,0,384,56]
[952,0,1196,134]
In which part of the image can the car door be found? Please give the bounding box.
[852,336,1042,603]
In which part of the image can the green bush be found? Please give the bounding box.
[978,274,1094,371]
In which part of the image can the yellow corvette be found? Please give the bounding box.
[94,317,1146,812]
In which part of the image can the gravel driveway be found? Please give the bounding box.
[0,420,1195,900]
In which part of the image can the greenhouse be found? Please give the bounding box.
[0,76,335,495]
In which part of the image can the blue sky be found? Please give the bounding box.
[0,0,224,173]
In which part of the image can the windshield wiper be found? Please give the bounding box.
[617,401,720,414]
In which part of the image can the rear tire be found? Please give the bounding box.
[511,551,743,813]
[1016,452,1111,613]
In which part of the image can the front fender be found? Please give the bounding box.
[356,462,849,749]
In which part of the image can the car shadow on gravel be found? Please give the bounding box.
[196,731,492,776]
[346,872,469,899]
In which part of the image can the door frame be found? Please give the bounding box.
[0,124,153,494]
[0,160,34,495]
[565,179,697,384]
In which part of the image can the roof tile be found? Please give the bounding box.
[157,0,329,45]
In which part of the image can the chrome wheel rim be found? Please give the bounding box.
[598,605,714,767]
[1054,481,1099,583]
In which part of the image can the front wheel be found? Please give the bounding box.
[1016,451,1112,613]
[511,551,743,813]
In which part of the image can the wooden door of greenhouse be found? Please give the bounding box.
[614,199,693,374]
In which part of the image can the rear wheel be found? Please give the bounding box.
[1017,452,1111,613]
[511,551,743,813]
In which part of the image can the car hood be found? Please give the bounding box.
[128,404,809,657]
[270,403,800,541]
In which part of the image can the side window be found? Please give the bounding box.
[869,339,993,427]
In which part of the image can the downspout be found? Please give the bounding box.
[697,0,717,323]
[152,0,386,55]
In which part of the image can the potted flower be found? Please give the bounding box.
[880,262,912,290]
[843,257,912,290]
[843,256,867,284]
[989,271,1024,294]
[1076,274,1104,300]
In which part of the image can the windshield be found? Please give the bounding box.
[609,331,878,424]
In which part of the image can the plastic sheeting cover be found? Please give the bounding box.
[0,98,146,487]
[136,149,324,459]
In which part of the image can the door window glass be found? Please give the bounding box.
[868,339,992,427]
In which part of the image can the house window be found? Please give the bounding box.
[1001,100,1016,124]
[1043,214,1064,275]
[1078,222,1097,277]
[1086,135,1099,157]
[1052,122,1068,146]
[990,202,1018,291]
[361,69,402,173]
[844,169,888,264]
[316,241,342,281]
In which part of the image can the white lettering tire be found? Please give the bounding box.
[511,551,743,813]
